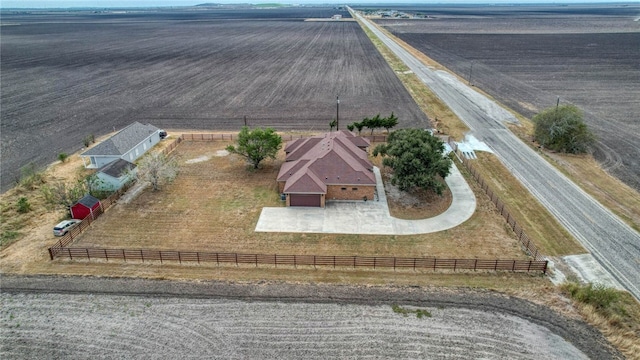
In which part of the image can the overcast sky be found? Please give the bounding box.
[0,0,628,9]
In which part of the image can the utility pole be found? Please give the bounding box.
[336,96,340,130]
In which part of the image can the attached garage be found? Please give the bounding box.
[289,194,322,207]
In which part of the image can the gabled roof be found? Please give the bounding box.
[278,131,376,194]
[99,159,136,179]
[76,194,100,208]
[283,166,327,194]
[81,122,159,156]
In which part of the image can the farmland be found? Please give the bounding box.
[0,7,427,192]
[370,4,640,190]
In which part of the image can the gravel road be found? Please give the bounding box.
[351,9,640,301]
[0,275,621,359]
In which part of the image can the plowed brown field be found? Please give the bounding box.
[372,4,640,190]
[0,8,428,192]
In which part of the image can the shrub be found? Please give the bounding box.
[533,104,595,153]
[563,282,620,311]
[17,162,45,190]
[0,231,20,247]
[58,153,69,162]
[391,304,432,319]
[83,134,96,148]
[16,197,31,213]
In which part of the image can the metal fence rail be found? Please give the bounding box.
[177,133,388,143]
[48,134,548,274]
[449,138,544,261]
[51,247,548,273]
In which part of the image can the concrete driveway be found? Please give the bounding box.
[255,165,475,235]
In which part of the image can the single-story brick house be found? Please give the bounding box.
[81,122,162,169]
[277,131,376,207]
[94,159,137,192]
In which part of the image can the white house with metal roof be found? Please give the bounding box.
[81,122,161,169]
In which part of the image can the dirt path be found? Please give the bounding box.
[0,275,621,359]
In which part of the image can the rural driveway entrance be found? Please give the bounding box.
[255,165,475,235]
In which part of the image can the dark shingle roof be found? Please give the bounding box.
[99,159,136,178]
[81,122,159,156]
[76,194,100,208]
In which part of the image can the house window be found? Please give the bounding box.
[352,188,358,191]
[341,187,347,191]
[129,153,133,160]
[143,143,147,150]
[135,148,139,156]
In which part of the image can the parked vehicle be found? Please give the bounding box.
[53,219,81,236]
[159,130,167,139]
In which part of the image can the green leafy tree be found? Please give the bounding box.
[363,114,383,135]
[346,123,355,132]
[352,121,365,135]
[381,112,399,133]
[373,128,452,195]
[533,104,595,154]
[226,126,282,169]
[137,152,178,191]
[329,119,337,131]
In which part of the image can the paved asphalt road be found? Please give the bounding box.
[351,8,640,300]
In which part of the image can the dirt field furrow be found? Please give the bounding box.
[375,6,640,189]
[0,275,621,359]
[0,8,429,192]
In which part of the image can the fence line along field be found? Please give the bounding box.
[71,140,528,260]
[370,4,640,190]
[0,8,428,192]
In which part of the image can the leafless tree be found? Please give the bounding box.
[137,152,178,191]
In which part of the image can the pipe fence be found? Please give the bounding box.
[48,134,548,274]
[449,137,544,260]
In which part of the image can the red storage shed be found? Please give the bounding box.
[70,195,101,220]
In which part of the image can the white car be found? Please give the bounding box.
[53,219,81,236]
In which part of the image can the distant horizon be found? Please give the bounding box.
[1,0,635,10]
